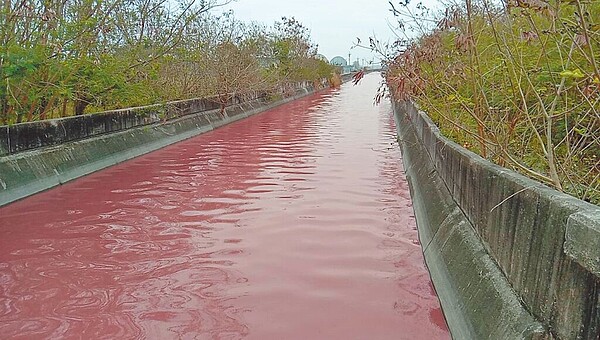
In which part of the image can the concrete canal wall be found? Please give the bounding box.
[393,100,600,339]
[0,82,323,207]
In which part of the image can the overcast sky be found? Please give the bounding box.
[216,0,440,64]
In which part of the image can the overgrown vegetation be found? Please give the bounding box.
[370,0,599,204]
[0,0,336,123]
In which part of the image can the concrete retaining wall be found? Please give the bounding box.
[0,84,318,207]
[0,94,235,156]
[0,82,324,157]
[393,100,600,339]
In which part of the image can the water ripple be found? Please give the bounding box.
[0,74,448,339]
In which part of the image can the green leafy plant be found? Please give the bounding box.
[371,0,600,204]
[0,1,335,125]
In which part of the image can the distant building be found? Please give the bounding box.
[330,56,356,74]
[365,62,383,71]
[330,56,348,67]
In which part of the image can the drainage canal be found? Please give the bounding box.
[0,73,449,339]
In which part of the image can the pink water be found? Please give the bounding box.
[0,73,449,339]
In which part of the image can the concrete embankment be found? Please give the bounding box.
[393,100,600,339]
[0,83,322,207]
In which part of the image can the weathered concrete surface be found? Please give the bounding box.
[0,126,8,156]
[393,101,546,339]
[565,211,600,277]
[0,86,316,207]
[0,88,300,156]
[393,100,600,339]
